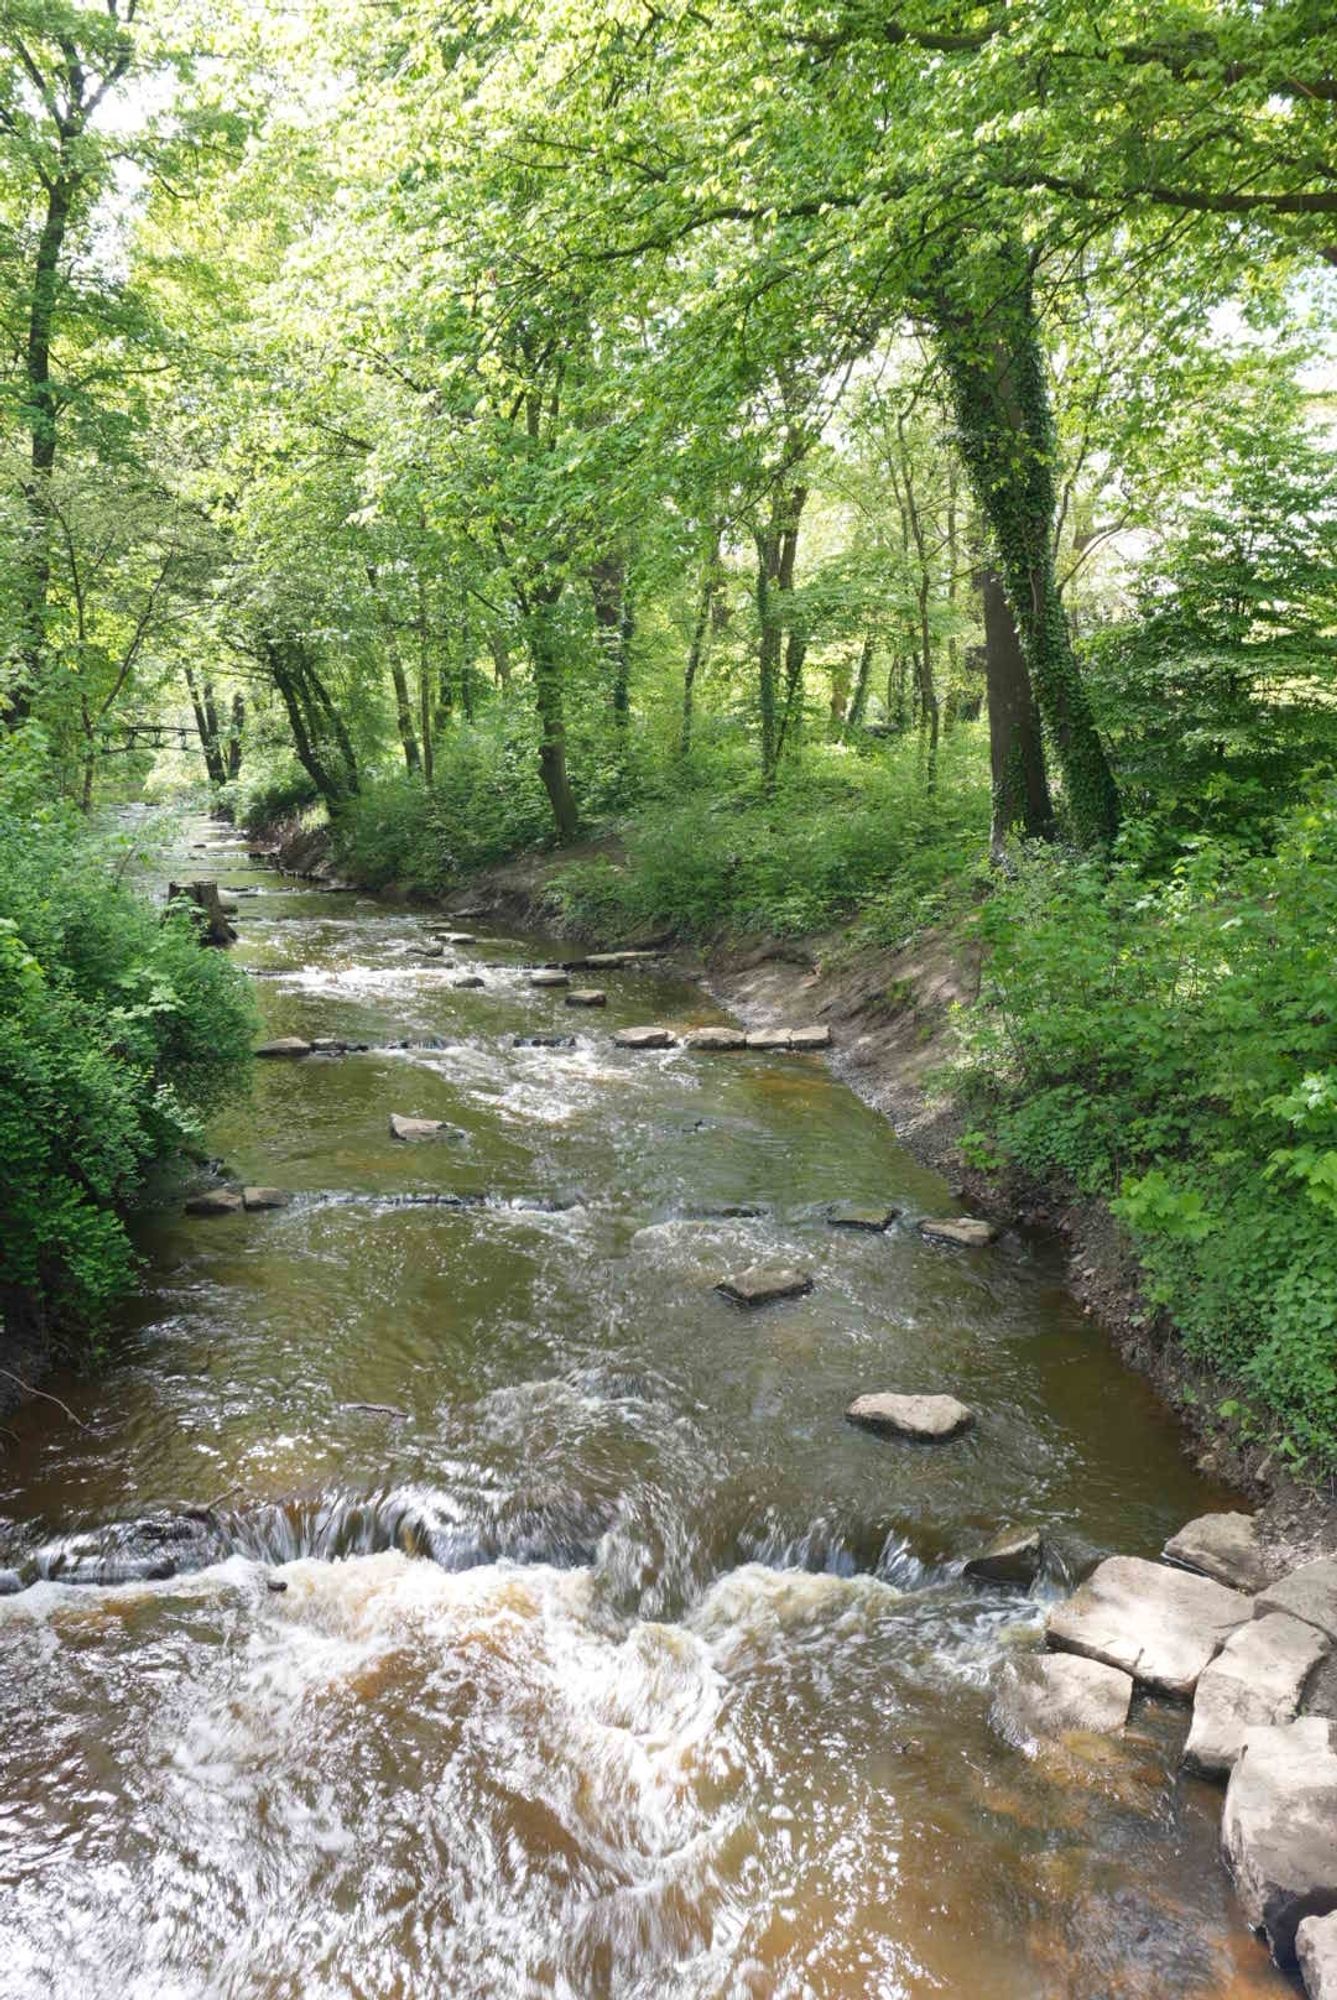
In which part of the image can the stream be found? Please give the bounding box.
[0,819,1294,1998]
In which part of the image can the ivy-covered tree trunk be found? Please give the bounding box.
[979,566,1054,855]
[933,256,1119,847]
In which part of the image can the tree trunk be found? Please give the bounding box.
[226,693,245,779]
[528,597,579,840]
[980,567,1054,856]
[591,555,633,729]
[845,634,875,737]
[933,253,1119,846]
[680,528,721,757]
[9,177,73,725]
[755,485,807,783]
[262,636,357,809]
[185,666,228,787]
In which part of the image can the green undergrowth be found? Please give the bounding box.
[951,792,1337,1472]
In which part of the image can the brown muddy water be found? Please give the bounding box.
[0,823,1294,1998]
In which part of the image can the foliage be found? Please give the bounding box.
[954,796,1337,1465]
[0,732,256,1343]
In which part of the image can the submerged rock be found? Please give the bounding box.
[565,990,607,1008]
[1223,1716,1337,1965]
[512,1033,576,1049]
[684,1026,747,1050]
[614,1026,675,1050]
[185,1189,244,1216]
[845,1392,975,1442]
[1255,1557,1337,1642]
[1184,1612,1329,1778]
[919,1217,998,1248]
[255,1037,312,1059]
[826,1202,900,1232]
[310,1037,369,1056]
[418,941,446,959]
[965,1527,1045,1587]
[715,1265,814,1308]
[993,1651,1133,1745]
[1299,1912,1337,1999]
[530,969,570,989]
[1164,1512,1279,1593]
[242,1187,290,1212]
[452,975,485,990]
[1046,1555,1248,1698]
[388,1113,460,1142]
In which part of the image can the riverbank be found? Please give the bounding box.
[253,813,1335,1564]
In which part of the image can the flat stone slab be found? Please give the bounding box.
[1223,1717,1337,1965]
[565,990,607,1008]
[965,1527,1045,1587]
[845,1392,975,1442]
[1046,1555,1249,1697]
[993,1652,1133,1746]
[745,1028,792,1051]
[614,1026,676,1050]
[255,1037,312,1059]
[530,969,570,988]
[826,1202,900,1232]
[684,1026,748,1050]
[184,1189,243,1216]
[583,950,660,968]
[1185,1613,1330,1778]
[241,1187,291,1212]
[789,1025,832,1050]
[1256,1558,1337,1642]
[716,1265,814,1308]
[1166,1512,1280,1592]
[388,1114,457,1142]
[1299,1911,1337,2000]
[919,1217,998,1248]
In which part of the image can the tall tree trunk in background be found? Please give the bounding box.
[185,666,227,787]
[489,629,512,690]
[367,565,422,776]
[226,693,245,779]
[933,252,1119,846]
[980,567,1054,857]
[9,178,73,726]
[944,466,961,728]
[591,555,633,731]
[844,633,875,737]
[261,636,358,810]
[416,565,434,789]
[893,431,940,785]
[755,484,807,783]
[524,590,579,840]
[680,526,721,757]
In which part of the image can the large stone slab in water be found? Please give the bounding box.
[745,1028,792,1051]
[1184,1612,1329,1778]
[185,1189,244,1216]
[530,969,570,988]
[1299,1912,1337,1999]
[388,1113,458,1142]
[789,1025,832,1050]
[684,1026,747,1050]
[826,1202,900,1232]
[993,1651,1133,1745]
[614,1026,676,1050]
[965,1526,1045,1587]
[1046,1555,1249,1697]
[716,1265,814,1308]
[1223,1716,1337,1965]
[255,1037,312,1059]
[242,1187,291,1212]
[1164,1511,1280,1593]
[919,1216,998,1248]
[845,1392,975,1442]
[565,990,607,1008]
[1256,1558,1337,1643]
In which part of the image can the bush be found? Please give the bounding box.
[0,733,257,1345]
[952,794,1337,1467]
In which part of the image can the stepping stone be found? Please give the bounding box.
[1184,1612,1329,1778]
[1223,1717,1337,1965]
[1255,1557,1337,1642]
[565,990,607,1008]
[530,969,570,988]
[745,1028,792,1051]
[1046,1555,1249,1698]
[684,1026,747,1050]
[614,1026,675,1050]
[790,1025,832,1050]
[388,1113,458,1142]
[919,1217,998,1248]
[419,942,446,958]
[1299,1912,1337,2000]
[255,1037,312,1059]
[845,1392,975,1442]
[826,1202,900,1232]
[241,1188,291,1212]
[1164,1512,1280,1593]
[184,1189,243,1216]
[513,1033,575,1049]
[965,1527,1045,1587]
[715,1265,814,1308]
[993,1652,1133,1745]
[453,975,485,989]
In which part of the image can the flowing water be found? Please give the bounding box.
[0,821,1294,1998]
